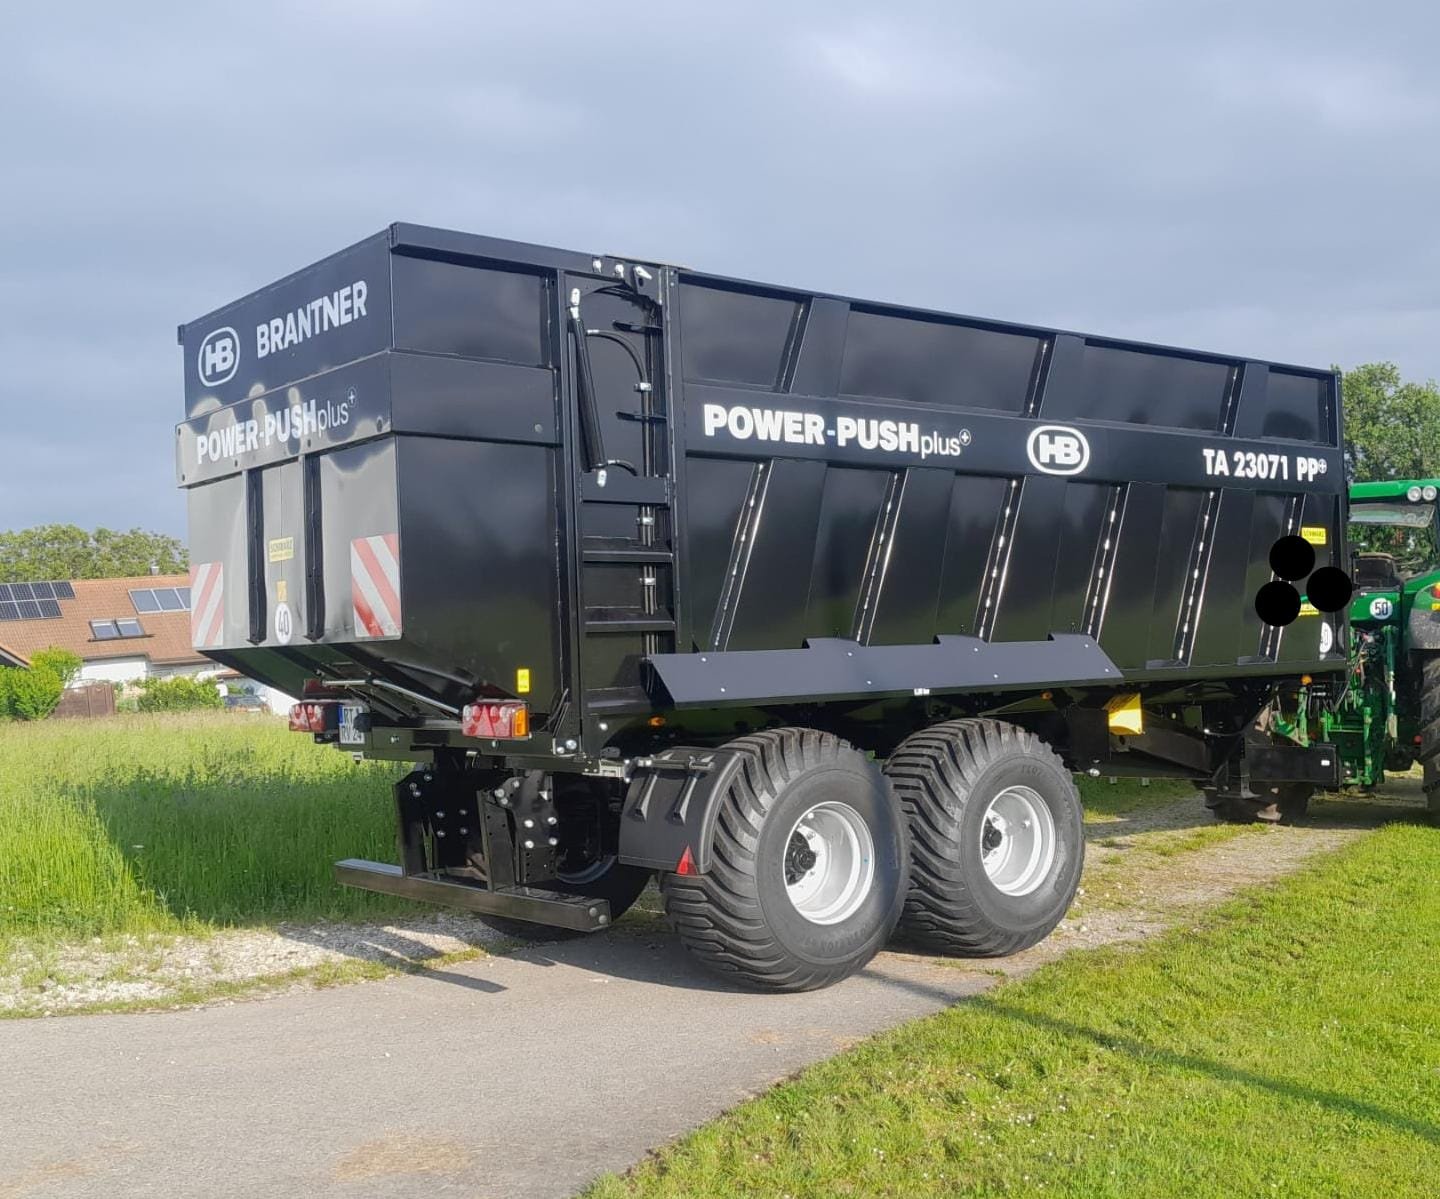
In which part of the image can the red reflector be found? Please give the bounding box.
[1416,735,1424,745]
[461,701,530,739]
[288,701,336,733]
[675,846,698,876]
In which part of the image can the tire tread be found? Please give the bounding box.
[659,728,890,991]
[886,718,1078,957]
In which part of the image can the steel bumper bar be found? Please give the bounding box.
[334,859,611,931]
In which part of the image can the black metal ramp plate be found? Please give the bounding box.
[334,860,610,931]
[648,633,1122,707]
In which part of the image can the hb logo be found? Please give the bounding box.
[1026,425,1090,476]
[198,326,240,388]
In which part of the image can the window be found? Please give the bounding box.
[92,619,146,640]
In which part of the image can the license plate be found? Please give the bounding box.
[339,704,367,746]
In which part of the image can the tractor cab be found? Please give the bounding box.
[1346,480,1440,627]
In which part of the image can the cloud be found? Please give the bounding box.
[0,0,1437,536]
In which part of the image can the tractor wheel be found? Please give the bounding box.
[660,728,908,991]
[884,719,1084,957]
[1421,655,1440,817]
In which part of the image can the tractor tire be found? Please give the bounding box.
[660,728,908,992]
[1420,655,1440,817]
[884,719,1084,957]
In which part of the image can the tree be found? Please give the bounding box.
[1341,362,1440,483]
[1341,363,1440,570]
[0,525,187,581]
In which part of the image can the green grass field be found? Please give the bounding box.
[0,716,1189,955]
[0,713,412,952]
[587,821,1440,1198]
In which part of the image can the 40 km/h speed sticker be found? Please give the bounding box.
[274,601,294,645]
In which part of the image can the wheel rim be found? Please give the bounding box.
[782,801,875,925]
[980,786,1057,896]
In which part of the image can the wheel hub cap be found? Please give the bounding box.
[980,785,1057,897]
[783,801,875,925]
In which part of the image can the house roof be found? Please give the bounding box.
[0,574,206,667]
[0,642,28,668]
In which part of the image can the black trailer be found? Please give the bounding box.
[177,224,1348,989]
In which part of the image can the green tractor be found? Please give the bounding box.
[1249,479,1440,821]
[1321,479,1440,806]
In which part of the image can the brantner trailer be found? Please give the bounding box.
[177,225,1349,990]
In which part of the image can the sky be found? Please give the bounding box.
[2,1,1437,536]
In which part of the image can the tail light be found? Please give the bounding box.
[461,701,530,739]
[289,701,337,733]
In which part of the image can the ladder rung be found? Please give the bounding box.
[583,545,674,564]
[584,608,675,633]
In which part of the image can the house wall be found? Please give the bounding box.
[76,657,149,685]
[75,658,215,686]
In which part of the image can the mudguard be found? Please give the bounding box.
[617,746,746,873]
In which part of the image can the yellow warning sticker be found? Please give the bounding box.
[268,536,295,563]
[275,579,288,603]
[516,667,531,695]
[1298,602,1319,616]
[1300,526,1328,546]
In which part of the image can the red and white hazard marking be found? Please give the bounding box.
[351,533,401,639]
[191,561,224,649]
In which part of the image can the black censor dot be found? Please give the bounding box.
[1253,537,1354,628]
[1306,566,1353,614]
[1268,534,1316,581]
[1255,580,1302,626]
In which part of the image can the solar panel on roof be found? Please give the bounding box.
[0,602,17,621]
[176,586,191,609]
[31,582,54,600]
[130,589,160,614]
[11,583,34,602]
[155,589,184,612]
[38,599,62,619]
[0,585,11,602]
[17,600,42,619]
[53,581,75,600]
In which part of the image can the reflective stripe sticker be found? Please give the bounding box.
[191,562,224,649]
[351,534,401,638]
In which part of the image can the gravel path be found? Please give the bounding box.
[0,912,508,1015]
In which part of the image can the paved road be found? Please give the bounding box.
[1,932,989,1199]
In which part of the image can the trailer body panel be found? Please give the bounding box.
[178,224,1346,755]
